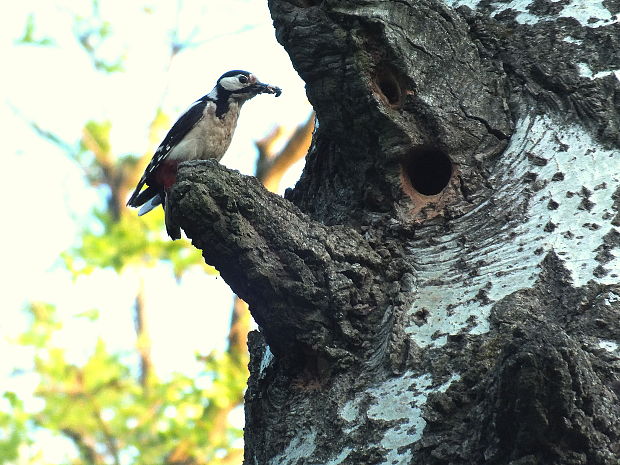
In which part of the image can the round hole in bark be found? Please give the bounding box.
[377,71,401,106]
[402,146,452,196]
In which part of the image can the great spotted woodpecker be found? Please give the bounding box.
[127,70,281,239]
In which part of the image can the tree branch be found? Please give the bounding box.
[171,160,386,362]
[133,277,153,390]
[61,427,104,465]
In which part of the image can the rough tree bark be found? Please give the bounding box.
[171,0,620,464]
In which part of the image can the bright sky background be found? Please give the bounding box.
[0,0,311,423]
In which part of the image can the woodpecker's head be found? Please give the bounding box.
[214,70,282,102]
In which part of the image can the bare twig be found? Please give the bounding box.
[61,427,103,465]
[134,276,153,390]
[256,112,315,192]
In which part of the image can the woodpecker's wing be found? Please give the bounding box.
[127,96,213,207]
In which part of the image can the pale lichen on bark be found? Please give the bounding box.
[408,113,620,348]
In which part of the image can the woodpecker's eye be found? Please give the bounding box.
[238,75,248,84]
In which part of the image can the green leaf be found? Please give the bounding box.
[16,14,55,46]
[75,308,100,321]
[64,207,216,276]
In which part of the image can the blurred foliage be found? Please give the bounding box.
[4,1,253,464]
[5,304,247,465]
[0,392,30,463]
[73,0,125,72]
[63,207,213,278]
[16,14,55,46]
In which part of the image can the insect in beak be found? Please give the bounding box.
[253,81,282,97]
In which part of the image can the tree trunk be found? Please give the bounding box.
[171,0,620,463]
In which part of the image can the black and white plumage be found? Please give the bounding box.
[127,70,281,239]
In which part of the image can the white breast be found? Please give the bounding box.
[168,101,241,162]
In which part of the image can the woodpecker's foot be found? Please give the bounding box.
[165,191,182,240]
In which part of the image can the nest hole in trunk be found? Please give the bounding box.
[401,145,452,196]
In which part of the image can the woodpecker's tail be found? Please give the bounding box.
[127,177,147,207]
[138,194,162,216]
[127,182,162,216]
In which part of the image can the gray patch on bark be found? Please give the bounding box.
[457,0,620,147]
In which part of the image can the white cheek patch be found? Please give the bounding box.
[219,76,245,91]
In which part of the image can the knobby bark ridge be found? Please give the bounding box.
[171,0,620,464]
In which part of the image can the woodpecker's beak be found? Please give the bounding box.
[252,81,282,97]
